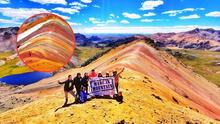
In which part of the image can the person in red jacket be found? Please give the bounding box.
[113,68,124,94]
[89,69,97,78]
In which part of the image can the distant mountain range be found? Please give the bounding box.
[0,27,19,51]
[148,28,220,51]
[1,27,220,52]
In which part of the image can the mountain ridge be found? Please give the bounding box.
[1,27,220,52]
[0,39,219,123]
[148,28,220,51]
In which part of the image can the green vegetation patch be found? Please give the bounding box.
[75,47,111,65]
[169,49,220,87]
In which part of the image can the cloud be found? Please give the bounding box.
[29,0,67,5]
[0,8,50,20]
[89,17,95,21]
[68,22,81,26]
[69,2,87,8]
[93,5,100,8]
[81,0,92,3]
[78,25,220,34]
[69,2,88,10]
[106,20,116,23]
[122,12,141,19]
[89,17,103,24]
[205,11,220,17]
[110,14,115,17]
[141,19,154,22]
[120,20,129,24]
[163,8,204,16]
[0,0,9,4]
[52,13,70,20]
[0,18,19,24]
[179,14,200,19]
[143,12,156,17]
[140,0,164,10]
[89,18,116,25]
[53,7,79,14]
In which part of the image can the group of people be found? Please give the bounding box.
[58,68,124,106]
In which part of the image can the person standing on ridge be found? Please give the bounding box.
[58,75,76,106]
[74,73,83,98]
[98,71,103,77]
[89,69,97,78]
[106,72,110,77]
[82,72,89,94]
[113,68,125,94]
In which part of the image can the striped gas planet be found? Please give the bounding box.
[16,13,75,72]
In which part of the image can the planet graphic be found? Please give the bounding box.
[16,13,75,72]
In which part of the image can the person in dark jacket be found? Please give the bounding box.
[98,71,103,77]
[105,72,110,77]
[74,73,82,98]
[58,75,76,106]
[82,73,89,94]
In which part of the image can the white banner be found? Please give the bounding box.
[89,77,115,95]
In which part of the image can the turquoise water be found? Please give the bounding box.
[0,72,52,85]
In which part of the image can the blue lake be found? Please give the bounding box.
[0,72,52,85]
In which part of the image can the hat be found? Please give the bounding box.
[98,71,102,74]
[106,72,109,74]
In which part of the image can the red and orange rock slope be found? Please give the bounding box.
[0,39,219,123]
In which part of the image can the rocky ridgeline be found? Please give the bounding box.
[148,28,220,51]
[0,27,19,52]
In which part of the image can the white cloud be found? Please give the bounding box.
[205,11,220,17]
[29,0,67,5]
[89,17,103,24]
[106,20,116,23]
[96,23,107,27]
[52,13,70,20]
[77,25,220,34]
[53,7,79,14]
[69,2,87,8]
[0,0,9,4]
[140,0,164,10]
[143,12,156,17]
[163,8,204,16]
[81,0,92,3]
[0,18,19,24]
[89,17,95,21]
[93,5,100,8]
[68,22,81,26]
[120,20,129,24]
[122,12,141,19]
[110,14,115,17]
[179,14,200,19]
[141,19,154,22]
[0,8,50,20]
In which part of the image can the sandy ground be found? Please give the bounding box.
[0,69,219,124]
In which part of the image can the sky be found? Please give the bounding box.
[0,0,220,34]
